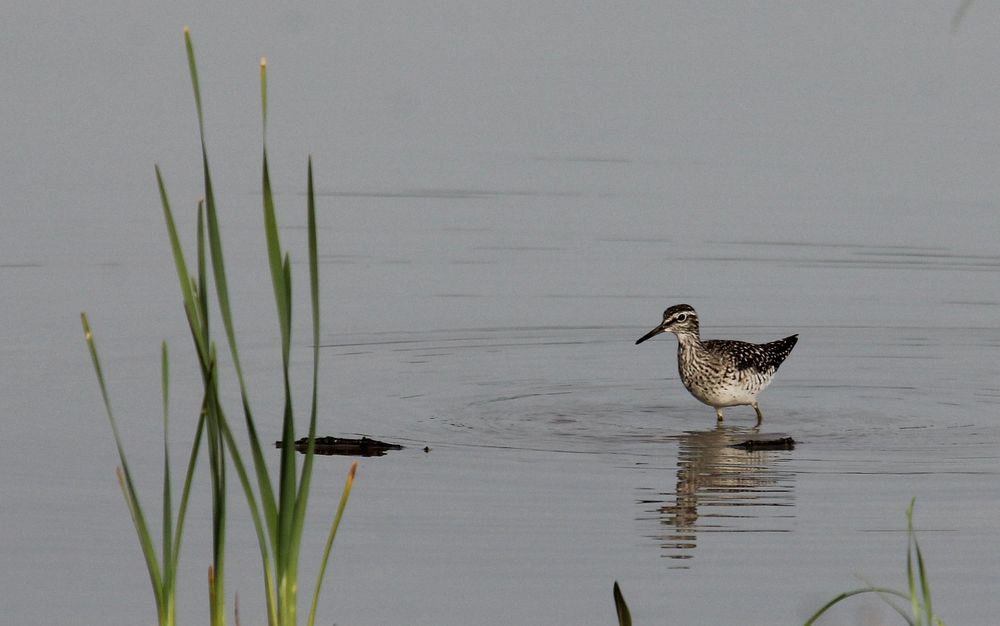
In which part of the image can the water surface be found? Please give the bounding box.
[3,3,999,625]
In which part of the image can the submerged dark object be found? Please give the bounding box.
[275,436,403,457]
[729,436,795,451]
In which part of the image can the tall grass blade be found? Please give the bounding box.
[293,159,321,596]
[171,407,205,576]
[306,158,320,441]
[202,345,227,626]
[155,167,206,361]
[261,151,291,357]
[803,588,913,626]
[907,499,935,626]
[906,529,919,625]
[117,467,168,622]
[183,27,205,143]
[196,204,209,341]
[307,462,359,626]
[208,565,218,623]
[160,342,174,615]
[258,58,290,623]
[916,546,933,625]
[612,581,632,626]
[81,314,166,621]
[259,58,290,359]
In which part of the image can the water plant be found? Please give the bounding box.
[82,28,357,626]
[612,581,632,626]
[804,499,944,625]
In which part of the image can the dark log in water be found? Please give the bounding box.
[275,436,404,457]
[729,437,795,451]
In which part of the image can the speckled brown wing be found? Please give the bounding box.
[703,335,798,375]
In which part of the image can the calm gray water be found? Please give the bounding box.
[3,3,999,624]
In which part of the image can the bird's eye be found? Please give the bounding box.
[676,313,687,322]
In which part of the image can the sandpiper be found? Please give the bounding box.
[635,304,797,426]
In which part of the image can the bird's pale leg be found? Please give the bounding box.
[715,408,725,422]
[752,402,764,427]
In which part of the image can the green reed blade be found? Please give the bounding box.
[161,342,173,597]
[260,88,290,367]
[260,88,284,567]
[81,314,165,618]
[278,384,298,564]
[199,346,227,626]
[277,314,297,622]
[287,160,321,617]
[307,158,319,438]
[917,556,937,626]
[259,57,289,355]
[197,204,209,341]
[183,27,205,144]
[908,500,935,626]
[243,401,280,553]
[307,462,358,626]
[172,407,205,576]
[906,504,919,625]
[803,587,913,626]
[155,167,206,361]
[612,581,632,626]
[302,159,321,463]
[255,54,301,622]
[293,159,321,580]
[262,152,291,360]
[208,565,218,625]
[118,467,168,621]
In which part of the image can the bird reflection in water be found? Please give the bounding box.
[638,424,795,565]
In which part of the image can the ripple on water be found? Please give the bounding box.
[320,323,999,574]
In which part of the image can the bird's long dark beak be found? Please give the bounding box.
[635,324,665,345]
